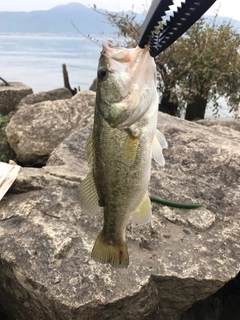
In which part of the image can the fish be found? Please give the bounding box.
[79,41,167,268]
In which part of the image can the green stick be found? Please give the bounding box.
[149,195,203,209]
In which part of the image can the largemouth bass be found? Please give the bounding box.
[79,41,167,268]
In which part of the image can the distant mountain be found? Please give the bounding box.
[205,15,240,29]
[0,2,145,35]
[0,2,239,35]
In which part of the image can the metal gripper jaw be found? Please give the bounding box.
[138,0,217,57]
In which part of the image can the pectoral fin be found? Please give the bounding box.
[131,193,152,225]
[79,170,100,215]
[123,134,139,165]
[151,129,168,166]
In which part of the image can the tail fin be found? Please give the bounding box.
[91,230,129,268]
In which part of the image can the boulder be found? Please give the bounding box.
[0,111,240,319]
[0,82,33,116]
[18,87,73,107]
[5,91,95,165]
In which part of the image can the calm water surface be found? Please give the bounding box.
[0,33,103,92]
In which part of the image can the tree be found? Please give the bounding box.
[95,8,240,119]
[175,18,240,120]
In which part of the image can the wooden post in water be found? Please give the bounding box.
[62,64,77,96]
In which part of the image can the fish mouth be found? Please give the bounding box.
[101,41,150,64]
[101,41,132,62]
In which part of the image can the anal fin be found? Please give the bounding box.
[131,193,152,225]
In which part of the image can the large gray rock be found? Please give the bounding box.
[0,112,239,320]
[5,90,95,165]
[0,82,33,115]
[18,87,72,107]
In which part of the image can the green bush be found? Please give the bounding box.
[0,112,16,162]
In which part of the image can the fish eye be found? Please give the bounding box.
[97,67,107,80]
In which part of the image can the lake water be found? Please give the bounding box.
[0,33,102,92]
[0,33,236,120]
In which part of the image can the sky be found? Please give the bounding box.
[0,0,239,21]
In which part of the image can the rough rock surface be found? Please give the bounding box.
[0,82,33,115]
[5,90,95,165]
[18,87,73,107]
[0,110,240,319]
[197,118,240,132]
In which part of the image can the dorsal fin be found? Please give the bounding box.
[86,133,93,166]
